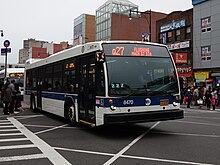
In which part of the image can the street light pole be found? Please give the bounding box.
[129,9,151,42]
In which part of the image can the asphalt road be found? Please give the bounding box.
[0,106,220,165]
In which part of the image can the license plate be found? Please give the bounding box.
[160,99,169,106]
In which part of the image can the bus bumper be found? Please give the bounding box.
[104,109,184,125]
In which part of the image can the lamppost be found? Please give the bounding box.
[128,9,151,42]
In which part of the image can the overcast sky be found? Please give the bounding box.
[0,0,193,64]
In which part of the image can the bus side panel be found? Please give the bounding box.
[42,97,64,118]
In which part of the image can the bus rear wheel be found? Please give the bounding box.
[30,96,37,112]
[65,101,76,126]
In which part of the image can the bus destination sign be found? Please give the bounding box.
[103,43,169,57]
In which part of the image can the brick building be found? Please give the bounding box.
[157,9,193,89]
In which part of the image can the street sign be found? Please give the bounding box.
[1,48,11,56]
[3,40,10,48]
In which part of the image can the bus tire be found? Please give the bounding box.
[65,101,76,126]
[30,95,37,112]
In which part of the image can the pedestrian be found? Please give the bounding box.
[185,89,193,108]
[8,79,16,113]
[211,94,216,110]
[14,82,21,111]
[2,82,12,115]
[205,91,212,110]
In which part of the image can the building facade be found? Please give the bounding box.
[19,38,48,64]
[19,39,72,64]
[157,9,193,89]
[193,0,220,89]
[73,14,96,46]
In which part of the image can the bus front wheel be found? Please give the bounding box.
[65,101,76,126]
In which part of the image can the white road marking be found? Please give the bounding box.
[24,124,86,129]
[0,129,18,132]
[0,144,35,150]
[15,115,44,120]
[0,120,9,122]
[152,131,220,138]
[54,146,214,165]
[103,122,160,165]
[0,133,23,136]
[0,138,28,142]
[185,115,220,120]
[121,154,214,165]
[0,154,46,162]
[0,122,12,125]
[35,124,68,135]
[8,117,71,165]
[54,147,115,156]
[0,125,14,128]
[173,120,220,127]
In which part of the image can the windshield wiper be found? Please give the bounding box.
[122,87,149,99]
[148,90,174,96]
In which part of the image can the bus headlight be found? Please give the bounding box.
[173,102,178,106]
[110,105,117,111]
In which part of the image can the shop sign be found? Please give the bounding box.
[160,20,186,32]
[176,66,192,77]
[167,41,190,50]
[194,72,209,81]
[173,52,188,64]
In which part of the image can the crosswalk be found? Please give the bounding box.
[0,117,71,165]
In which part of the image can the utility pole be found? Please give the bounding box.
[128,9,151,42]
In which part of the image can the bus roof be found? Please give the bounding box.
[0,68,24,79]
[0,68,24,74]
[25,40,167,70]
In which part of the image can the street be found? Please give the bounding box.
[0,106,220,165]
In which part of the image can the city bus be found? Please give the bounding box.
[0,68,25,97]
[24,41,183,127]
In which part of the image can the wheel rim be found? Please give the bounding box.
[68,105,75,122]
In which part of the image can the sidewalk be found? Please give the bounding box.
[180,104,220,111]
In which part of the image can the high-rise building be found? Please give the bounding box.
[73,14,96,46]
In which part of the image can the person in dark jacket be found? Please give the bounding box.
[2,82,12,115]
[185,89,193,108]
[205,91,212,110]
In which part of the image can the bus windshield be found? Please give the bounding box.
[106,56,179,97]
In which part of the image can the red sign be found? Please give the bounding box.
[173,52,188,64]
[177,66,192,77]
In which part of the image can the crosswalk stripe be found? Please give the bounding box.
[8,117,71,165]
[0,123,13,125]
[0,144,35,150]
[0,120,8,122]
[0,133,23,136]
[0,129,19,132]
[0,126,15,128]
[0,154,46,162]
[0,138,28,142]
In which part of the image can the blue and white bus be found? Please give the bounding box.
[24,41,183,127]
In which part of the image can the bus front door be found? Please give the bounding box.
[36,81,42,110]
[78,57,96,124]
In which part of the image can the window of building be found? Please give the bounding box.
[201,17,211,33]
[185,27,191,39]
[201,45,211,61]
[159,33,167,44]
[175,29,180,41]
[167,32,173,43]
